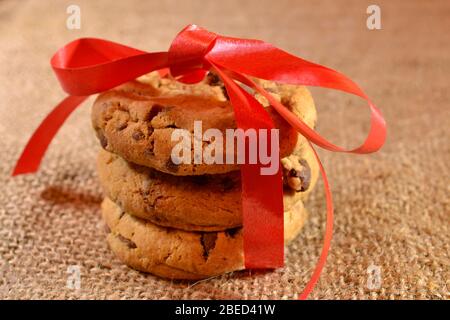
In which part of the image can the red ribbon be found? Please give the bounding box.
[12,25,386,299]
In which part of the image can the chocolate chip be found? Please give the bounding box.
[144,144,154,157]
[200,233,218,259]
[206,72,222,86]
[222,87,229,100]
[138,188,150,197]
[225,227,240,238]
[289,168,298,177]
[165,159,179,173]
[147,104,165,121]
[282,158,312,192]
[116,122,128,131]
[298,159,311,192]
[220,177,235,191]
[132,129,145,141]
[116,234,137,249]
[98,131,108,149]
[206,72,229,99]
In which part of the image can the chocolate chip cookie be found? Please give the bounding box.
[96,141,318,232]
[92,72,317,175]
[102,197,308,280]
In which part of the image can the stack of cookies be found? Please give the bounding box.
[92,72,319,280]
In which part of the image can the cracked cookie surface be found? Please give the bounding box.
[101,197,308,280]
[91,72,317,175]
[97,141,318,231]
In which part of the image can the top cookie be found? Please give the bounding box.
[91,72,316,175]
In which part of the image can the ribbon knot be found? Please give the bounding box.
[168,24,217,79]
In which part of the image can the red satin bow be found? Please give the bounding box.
[12,24,386,299]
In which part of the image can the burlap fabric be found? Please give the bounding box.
[0,0,448,299]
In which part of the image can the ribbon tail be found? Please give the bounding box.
[12,95,88,176]
[214,67,334,299]
[211,63,285,269]
[298,143,333,300]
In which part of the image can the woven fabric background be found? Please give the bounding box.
[0,0,448,299]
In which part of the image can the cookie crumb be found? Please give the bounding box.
[132,129,145,141]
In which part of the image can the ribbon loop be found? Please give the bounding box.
[51,38,169,96]
[168,24,217,78]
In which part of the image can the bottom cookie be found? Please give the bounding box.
[102,197,308,280]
